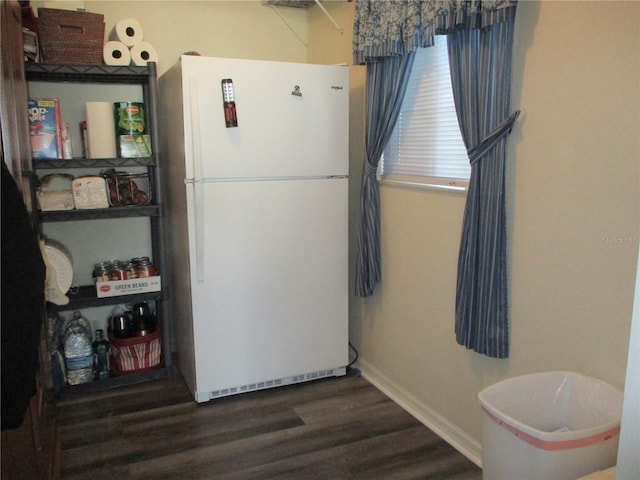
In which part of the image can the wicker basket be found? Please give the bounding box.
[103,171,152,207]
[37,8,105,65]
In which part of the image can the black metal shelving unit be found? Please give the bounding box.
[26,62,171,392]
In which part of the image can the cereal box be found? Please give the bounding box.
[28,99,62,159]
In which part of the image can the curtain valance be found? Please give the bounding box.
[353,0,517,65]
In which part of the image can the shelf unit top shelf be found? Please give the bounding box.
[25,62,155,84]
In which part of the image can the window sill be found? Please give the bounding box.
[379,178,468,193]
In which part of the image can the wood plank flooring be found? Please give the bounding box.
[55,369,482,480]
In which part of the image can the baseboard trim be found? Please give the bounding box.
[357,359,483,467]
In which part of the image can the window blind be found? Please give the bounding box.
[382,36,470,189]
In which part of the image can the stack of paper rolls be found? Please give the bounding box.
[103,18,159,67]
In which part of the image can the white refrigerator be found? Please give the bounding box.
[159,55,349,403]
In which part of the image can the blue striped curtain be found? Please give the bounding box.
[448,7,519,358]
[352,0,520,350]
[355,54,415,297]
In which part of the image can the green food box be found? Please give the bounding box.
[118,134,152,158]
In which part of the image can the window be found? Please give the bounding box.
[381,35,469,190]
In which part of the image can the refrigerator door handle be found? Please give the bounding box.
[188,76,206,283]
[193,180,205,283]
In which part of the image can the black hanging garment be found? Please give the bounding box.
[1,160,46,430]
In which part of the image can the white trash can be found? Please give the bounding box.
[478,371,623,480]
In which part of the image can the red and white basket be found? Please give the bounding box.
[109,328,161,375]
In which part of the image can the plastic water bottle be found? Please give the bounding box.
[63,311,94,385]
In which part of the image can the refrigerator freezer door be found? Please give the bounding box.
[186,178,349,397]
[182,55,349,180]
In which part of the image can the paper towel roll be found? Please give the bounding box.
[103,41,131,66]
[85,102,117,159]
[130,42,159,67]
[110,18,144,47]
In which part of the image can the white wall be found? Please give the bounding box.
[344,0,640,465]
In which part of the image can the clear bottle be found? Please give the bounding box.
[63,311,94,385]
[92,329,110,380]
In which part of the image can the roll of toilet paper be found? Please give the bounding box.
[85,102,117,159]
[103,41,131,66]
[130,41,159,67]
[110,18,144,47]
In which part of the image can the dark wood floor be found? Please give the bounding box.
[55,369,482,480]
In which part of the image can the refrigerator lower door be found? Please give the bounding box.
[187,177,348,401]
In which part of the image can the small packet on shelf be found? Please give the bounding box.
[72,176,109,209]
